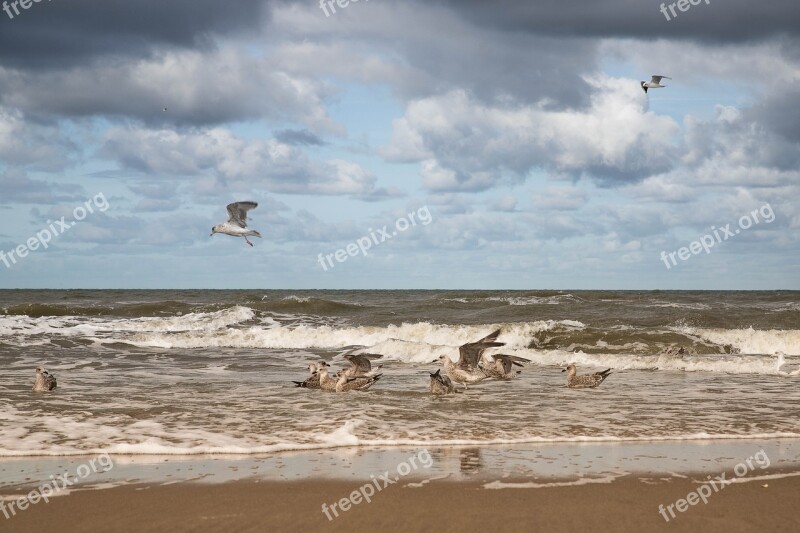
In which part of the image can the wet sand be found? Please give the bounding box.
[3,441,800,532]
[4,473,799,533]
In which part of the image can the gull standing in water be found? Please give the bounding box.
[432,329,504,389]
[318,368,382,392]
[479,354,528,380]
[562,364,612,389]
[33,367,57,391]
[211,201,262,247]
[293,362,329,388]
[429,369,457,395]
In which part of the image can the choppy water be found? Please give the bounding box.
[1,290,798,457]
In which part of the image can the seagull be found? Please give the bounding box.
[318,368,381,392]
[641,75,671,93]
[211,201,262,247]
[292,361,329,388]
[33,367,57,392]
[479,354,528,380]
[431,329,504,389]
[342,353,383,378]
[429,369,457,394]
[562,364,612,389]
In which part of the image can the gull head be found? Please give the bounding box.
[210,224,222,236]
[562,364,576,375]
[431,354,448,364]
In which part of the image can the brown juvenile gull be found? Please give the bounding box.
[431,329,504,389]
[211,201,262,247]
[318,368,382,392]
[292,361,329,388]
[429,369,456,395]
[562,364,612,389]
[33,367,57,392]
[342,353,383,378]
[479,354,528,380]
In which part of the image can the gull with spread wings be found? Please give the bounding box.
[640,75,671,93]
[211,201,262,247]
[431,329,504,389]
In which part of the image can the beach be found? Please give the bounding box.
[3,448,800,533]
[1,289,799,531]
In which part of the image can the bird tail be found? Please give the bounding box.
[292,381,306,387]
[599,369,612,378]
[251,230,262,238]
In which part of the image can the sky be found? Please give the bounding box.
[0,0,798,289]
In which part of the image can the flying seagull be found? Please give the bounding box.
[211,201,262,247]
[562,364,612,389]
[431,329,504,389]
[641,75,671,93]
[33,367,57,392]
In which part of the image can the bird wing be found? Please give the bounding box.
[344,354,376,374]
[226,201,258,228]
[458,329,504,369]
[494,355,512,374]
[651,75,670,84]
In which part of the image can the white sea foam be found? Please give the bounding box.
[522,348,797,375]
[647,302,712,310]
[2,426,798,458]
[99,320,583,356]
[484,473,624,489]
[676,326,800,356]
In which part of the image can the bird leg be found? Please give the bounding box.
[245,237,254,247]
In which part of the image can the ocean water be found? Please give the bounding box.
[0,290,798,457]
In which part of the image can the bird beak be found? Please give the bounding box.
[430,359,438,364]
[561,368,566,372]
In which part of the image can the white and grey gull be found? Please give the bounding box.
[641,75,671,93]
[211,201,262,247]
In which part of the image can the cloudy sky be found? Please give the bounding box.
[0,0,798,289]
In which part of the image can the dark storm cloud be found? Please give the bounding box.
[0,0,267,69]
[430,0,800,42]
[747,87,800,143]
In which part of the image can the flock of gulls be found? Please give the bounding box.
[30,198,634,393]
[289,329,613,395]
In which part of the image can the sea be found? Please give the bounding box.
[1,290,798,458]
